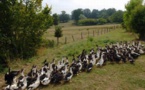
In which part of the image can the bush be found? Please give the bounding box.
[48,40,55,48]
[78,19,97,26]
[42,39,55,48]
[87,37,94,42]
[97,18,107,25]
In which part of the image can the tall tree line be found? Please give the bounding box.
[71,8,124,24]
[52,8,123,25]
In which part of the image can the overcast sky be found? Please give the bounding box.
[42,0,131,14]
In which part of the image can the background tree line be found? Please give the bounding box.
[72,8,124,25]
[53,8,124,25]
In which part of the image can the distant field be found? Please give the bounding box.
[44,23,120,44]
[1,23,145,90]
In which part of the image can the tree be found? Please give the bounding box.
[54,26,63,45]
[130,5,145,39]
[78,19,97,26]
[72,9,83,24]
[123,0,145,39]
[91,9,99,19]
[79,14,87,20]
[83,8,91,18]
[106,8,116,16]
[53,13,59,25]
[123,0,143,31]
[59,11,70,23]
[0,0,53,64]
[97,18,107,25]
[110,10,124,23]
[98,9,107,19]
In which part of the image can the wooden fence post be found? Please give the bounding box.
[93,30,95,37]
[88,30,89,37]
[65,37,67,44]
[72,35,75,41]
[81,32,83,39]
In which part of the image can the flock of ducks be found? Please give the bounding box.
[3,41,145,90]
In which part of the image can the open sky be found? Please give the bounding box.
[42,0,131,14]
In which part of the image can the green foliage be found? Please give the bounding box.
[59,11,70,23]
[109,10,124,23]
[78,18,108,26]
[91,9,99,19]
[42,39,55,48]
[55,26,63,38]
[79,14,87,20]
[123,0,145,39]
[130,5,145,39]
[53,13,59,25]
[54,26,63,45]
[97,39,116,45]
[48,40,55,48]
[123,0,143,31]
[72,9,83,24]
[83,8,91,18]
[78,19,97,26]
[87,37,94,42]
[71,8,123,25]
[97,18,107,25]
[0,0,53,63]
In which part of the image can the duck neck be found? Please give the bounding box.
[36,73,40,81]
[70,67,73,75]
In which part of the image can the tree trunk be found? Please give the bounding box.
[57,37,59,45]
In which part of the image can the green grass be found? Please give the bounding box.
[1,24,145,90]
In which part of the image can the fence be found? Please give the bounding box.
[46,25,121,44]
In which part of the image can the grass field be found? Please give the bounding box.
[1,23,145,90]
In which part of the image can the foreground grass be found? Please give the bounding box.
[1,27,145,90]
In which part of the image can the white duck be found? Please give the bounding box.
[27,72,41,90]
[4,77,19,90]
[87,60,93,72]
[40,69,51,85]
[64,67,73,82]
[91,54,97,65]
[57,60,63,70]
[96,52,105,67]
[77,60,82,71]
[96,49,101,60]
[18,76,28,90]
[61,65,69,78]
[139,48,145,54]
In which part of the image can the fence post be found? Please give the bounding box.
[72,35,75,41]
[93,30,95,37]
[65,37,67,44]
[87,30,89,37]
[81,32,83,39]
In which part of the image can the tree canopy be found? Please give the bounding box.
[54,26,63,45]
[72,9,83,24]
[123,0,145,39]
[59,11,70,23]
[53,13,59,25]
[0,0,53,64]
